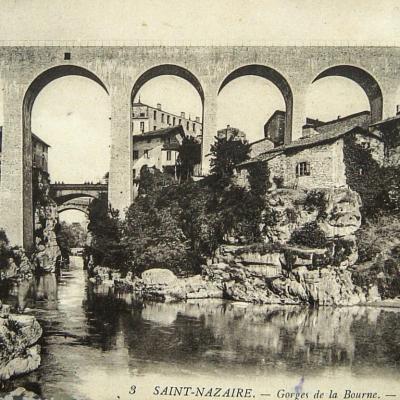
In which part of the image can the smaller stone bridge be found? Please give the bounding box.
[57,198,93,216]
[50,183,108,206]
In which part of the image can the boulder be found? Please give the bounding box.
[0,387,42,399]
[141,268,177,286]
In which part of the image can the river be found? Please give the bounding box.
[1,256,400,399]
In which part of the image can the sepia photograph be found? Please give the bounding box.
[0,1,399,398]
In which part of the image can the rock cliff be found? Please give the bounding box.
[263,187,362,243]
[33,169,61,273]
[0,302,42,381]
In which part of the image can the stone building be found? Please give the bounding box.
[217,125,247,142]
[237,111,385,191]
[132,125,185,197]
[131,101,202,140]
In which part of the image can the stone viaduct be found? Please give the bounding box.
[1,45,400,247]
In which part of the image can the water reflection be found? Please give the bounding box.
[1,257,399,399]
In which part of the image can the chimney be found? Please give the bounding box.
[397,105,400,115]
[181,112,185,118]
[195,116,200,122]
[157,103,162,110]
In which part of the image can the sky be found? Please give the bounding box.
[1,0,399,223]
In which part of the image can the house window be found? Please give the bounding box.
[167,150,172,161]
[64,52,71,60]
[154,126,157,131]
[296,161,310,177]
[139,112,146,117]
[187,121,189,130]
[133,169,136,178]
[144,149,149,159]
[161,114,165,123]
[133,150,139,160]
[179,119,182,125]
[154,110,157,119]
[173,117,176,125]
[192,123,195,132]
[362,142,371,149]
[140,122,145,133]
[167,115,170,124]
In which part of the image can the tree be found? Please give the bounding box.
[209,136,250,185]
[56,221,87,257]
[177,136,201,181]
[123,195,190,275]
[86,193,127,269]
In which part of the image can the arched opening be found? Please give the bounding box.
[57,207,89,258]
[218,65,293,147]
[310,65,383,124]
[23,65,109,245]
[131,65,204,184]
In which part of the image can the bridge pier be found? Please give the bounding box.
[0,80,33,248]
[201,82,219,175]
[109,84,133,215]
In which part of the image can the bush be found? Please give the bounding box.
[289,222,328,249]
[304,190,328,219]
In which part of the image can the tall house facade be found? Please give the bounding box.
[132,102,202,141]
[31,133,50,173]
[264,110,285,147]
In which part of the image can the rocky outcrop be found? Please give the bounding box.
[263,187,362,243]
[89,187,372,306]
[33,170,61,273]
[91,267,223,302]
[203,244,375,306]
[0,248,35,282]
[0,302,42,381]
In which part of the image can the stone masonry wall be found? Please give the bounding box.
[268,139,347,190]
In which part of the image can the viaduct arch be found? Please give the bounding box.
[0,45,399,247]
[312,65,383,123]
[19,66,109,246]
[218,64,293,143]
[131,64,204,105]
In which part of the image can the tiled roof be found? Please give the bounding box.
[370,114,400,128]
[237,152,282,167]
[32,132,51,148]
[132,125,184,141]
[309,110,370,129]
[261,126,367,154]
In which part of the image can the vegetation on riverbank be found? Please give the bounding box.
[86,136,270,275]
[82,133,400,300]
